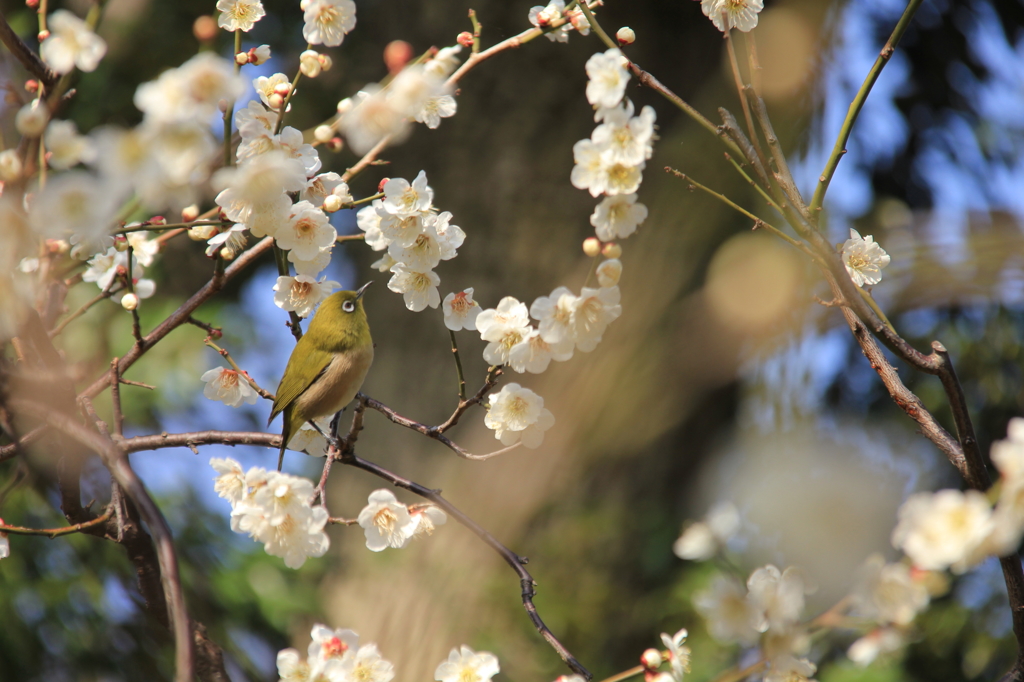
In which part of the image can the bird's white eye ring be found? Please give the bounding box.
[342,300,355,312]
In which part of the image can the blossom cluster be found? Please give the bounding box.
[527,0,591,43]
[211,457,329,569]
[677,501,933,670]
[81,230,161,309]
[277,623,394,682]
[891,418,1024,573]
[358,171,466,312]
[337,46,462,154]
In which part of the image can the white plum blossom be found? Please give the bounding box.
[673,500,741,561]
[300,50,324,78]
[443,289,482,331]
[357,489,416,551]
[410,506,448,538]
[842,228,890,287]
[338,644,394,682]
[388,265,441,312]
[660,629,691,682]
[382,171,434,216]
[416,94,458,129]
[592,102,656,167]
[571,286,622,352]
[211,457,247,505]
[236,100,276,139]
[134,53,244,125]
[692,575,761,645]
[238,126,321,177]
[477,296,532,365]
[338,87,410,155]
[892,489,994,572]
[378,212,427,249]
[275,201,337,260]
[508,329,573,374]
[253,73,291,109]
[388,212,464,270]
[746,565,809,632]
[851,554,929,626]
[291,246,335,278]
[302,0,357,47]
[357,200,389,251]
[530,287,578,347]
[40,10,107,74]
[847,627,905,667]
[308,624,359,666]
[570,139,607,197]
[302,172,348,207]
[216,0,265,31]
[275,648,319,682]
[214,152,306,237]
[45,120,96,169]
[434,646,499,682]
[701,0,764,33]
[287,420,331,457]
[28,171,120,254]
[585,48,630,109]
[484,383,555,449]
[425,46,463,79]
[201,367,259,407]
[274,275,341,318]
[591,193,648,240]
[596,259,622,287]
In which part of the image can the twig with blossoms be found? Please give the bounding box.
[329,431,592,678]
[203,338,274,401]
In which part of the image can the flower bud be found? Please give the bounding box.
[582,237,601,257]
[189,223,218,241]
[220,247,236,261]
[235,52,248,65]
[300,50,322,78]
[337,97,354,114]
[377,177,390,193]
[181,204,200,222]
[26,0,39,8]
[616,27,636,45]
[47,239,70,254]
[602,242,622,259]
[149,215,166,226]
[24,79,39,94]
[384,40,413,73]
[251,44,271,65]
[113,235,129,252]
[0,149,23,181]
[15,100,49,137]
[323,194,343,212]
[596,258,622,287]
[326,137,344,153]
[314,124,334,143]
[318,54,333,71]
[640,649,662,671]
[273,82,292,97]
[121,292,139,311]
[457,32,474,47]
[268,92,285,110]
[37,30,50,41]
[193,15,219,42]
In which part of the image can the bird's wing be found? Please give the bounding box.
[269,342,334,424]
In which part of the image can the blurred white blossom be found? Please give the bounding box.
[434,646,499,682]
[40,10,107,74]
[591,193,648,241]
[891,489,993,572]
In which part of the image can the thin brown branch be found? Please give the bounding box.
[110,357,124,436]
[123,430,280,454]
[0,507,113,537]
[0,9,59,89]
[333,443,591,678]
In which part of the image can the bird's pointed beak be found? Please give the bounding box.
[355,281,373,300]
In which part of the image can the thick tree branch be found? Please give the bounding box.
[0,10,59,89]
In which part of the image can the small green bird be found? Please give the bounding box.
[270,282,374,470]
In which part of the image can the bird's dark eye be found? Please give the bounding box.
[342,300,355,313]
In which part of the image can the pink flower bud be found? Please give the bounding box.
[193,15,219,42]
[377,178,390,193]
[326,137,344,153]
[37,30,50,41]
[384,40,413,73]
[457,32,474,47]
